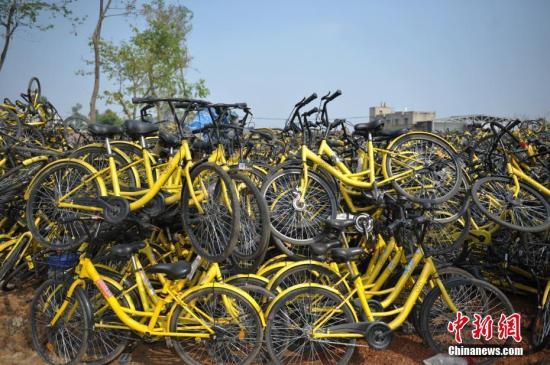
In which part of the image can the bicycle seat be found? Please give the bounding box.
[353,120,382,136]
[88,123,124,137]
[325,218,355,231]
[111,241,145,257]
[147,261,191,280]
[159,130,181,147]
[124,119,159,137]
[310,240,341,256]
[329,247,364,262]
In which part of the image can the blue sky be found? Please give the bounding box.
[0,0,549,127]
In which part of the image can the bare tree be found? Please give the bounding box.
[89,0,135,123]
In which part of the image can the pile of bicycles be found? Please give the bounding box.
[0,80,548,364]
[439,116,550,352]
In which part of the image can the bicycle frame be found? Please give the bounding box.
[55,139,223,214]
[307,251,456,340]
[507,160,550,197]
[298,137,432,203]
[265,232,458,338]
[50,255,264,337]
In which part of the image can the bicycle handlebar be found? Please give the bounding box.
[330,118,346,129]
[295,93,317,108]
[132,96,210,106]
[323,89,342,102]
[302,107,318,117]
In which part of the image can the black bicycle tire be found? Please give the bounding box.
[386,133,463,204]
[170,285,264,365]
[229,170,270,260]
[471,175,550,233]
[181,162,240,262]
[31,279,92,365]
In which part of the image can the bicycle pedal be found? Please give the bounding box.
[118,353,132,365]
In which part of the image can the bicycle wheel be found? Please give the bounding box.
[386,134,462,204]
[229,171,270,260]
[261,168,338,245]
[437,266,475,281]
[0,234,31,283]
[265,285,356,365]
[420,209,471,257]
[20,123,46,147]
[31,279,91,365]
[26,161,103,250]
[267,263,346,293]
[170,285,263,365]
[530,295,550,352]
[182,162,240,262]
[517,230,550,277]
[28,76,42,103]
[238,284,276,365]
[419,278,515,360]
[0,159,46,194]
[83,280,132,365]
[472,176,550,233]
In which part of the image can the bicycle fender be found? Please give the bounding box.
[170,282,266,327]
[386,131,460,153]
[266,260,340,292]
[264,282,359,322]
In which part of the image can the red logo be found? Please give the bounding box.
[448,311,470,343]
[497,313,522,343]
[448,312,522,343]
[95,279,113,299]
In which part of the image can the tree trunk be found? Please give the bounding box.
[0,2,16,74]
[89,0,111,123]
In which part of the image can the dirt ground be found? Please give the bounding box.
[1,285,548,365]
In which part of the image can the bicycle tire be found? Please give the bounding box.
[229,170,270,260]
[265,285,356,365]
[0,235,31,283]
[31,279,92,365]
[27,76,42,103]
[261,168,338,246]
[530,295,550,352]
[83,280,132,365]
[170,285,264,365]
[419,278,515,360]
[386,133,462,204]
[181,162,240,262]
[471,176,550,233]
[26,161,103,250]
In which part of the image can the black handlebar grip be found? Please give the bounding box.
[326,89,342,102]
[302,93,318,106]
[303,107,319,117]
[509,119,523,129]
[471,122,483,128]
